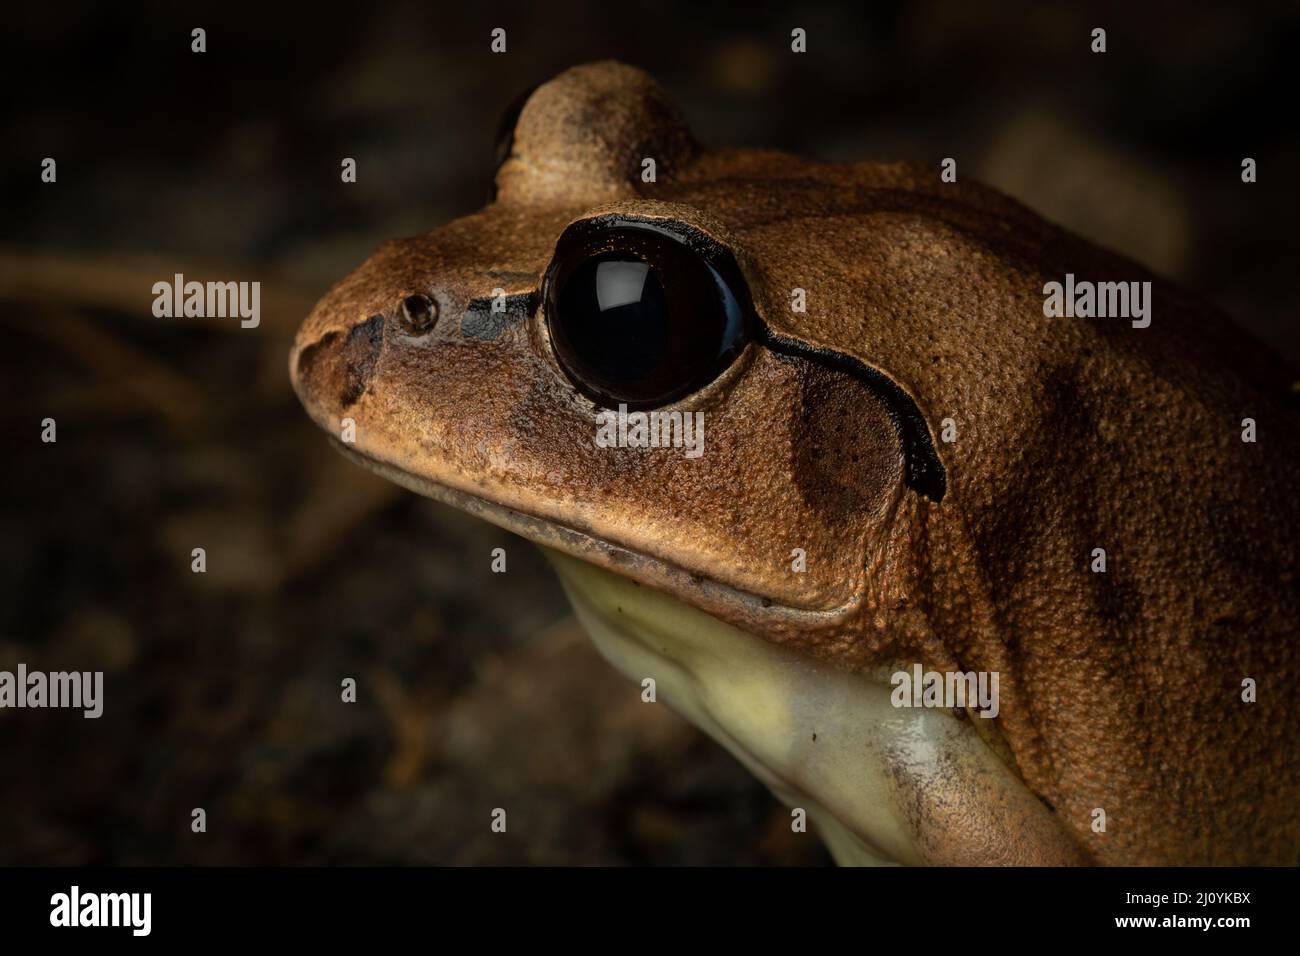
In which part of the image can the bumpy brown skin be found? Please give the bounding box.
[291,62,1300,865]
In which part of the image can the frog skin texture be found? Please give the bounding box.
[291,61,1300,866]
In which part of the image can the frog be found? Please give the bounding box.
[290,61,1300,866]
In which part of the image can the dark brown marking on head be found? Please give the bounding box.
[764,330,946,502]
[461,292,537,341]
[295,314,385,410]
[792,358,899,518]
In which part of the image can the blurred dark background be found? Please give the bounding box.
[1,0,1296,865]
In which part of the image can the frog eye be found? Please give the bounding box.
[542,217,752,409]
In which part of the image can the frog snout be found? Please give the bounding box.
[290,312,385,415]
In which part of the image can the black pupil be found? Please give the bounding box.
[546,223,748,409]
[558,254,669,382]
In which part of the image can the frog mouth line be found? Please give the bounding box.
[329,438,866,631]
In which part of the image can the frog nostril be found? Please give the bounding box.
[399,294,437,334]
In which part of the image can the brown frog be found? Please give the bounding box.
[290,61,1299,865]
